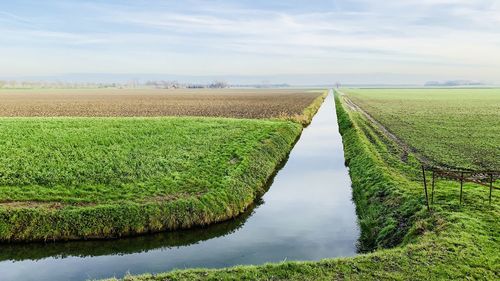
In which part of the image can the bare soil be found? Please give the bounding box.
[0,88,321,118]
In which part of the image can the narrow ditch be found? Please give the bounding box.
[0,91,360,281]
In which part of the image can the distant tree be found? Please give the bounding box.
[209,80,229,88]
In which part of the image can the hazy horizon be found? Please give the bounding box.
[1,73,497,86]
[1,0,500,84]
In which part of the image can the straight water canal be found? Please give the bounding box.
[0,91,360,280]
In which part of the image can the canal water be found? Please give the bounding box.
[0,91,360,281]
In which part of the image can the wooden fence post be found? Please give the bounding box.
[431,170,435,204]
[490,174,493,204]
[422,165,430,211]
[460,172,464,205]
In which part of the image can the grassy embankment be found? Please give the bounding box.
[0,91,326,242]
[111,89,499,280]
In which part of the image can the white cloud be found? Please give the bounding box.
[0,1,499,83]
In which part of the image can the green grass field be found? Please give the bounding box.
[343,88,500,171]
[111,90,499,280]
[0,117,302,241]
[0,117,300,204]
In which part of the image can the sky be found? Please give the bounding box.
[1,0,499,84]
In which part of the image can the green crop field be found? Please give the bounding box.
[342,88,500,171]
[111,90,499,280]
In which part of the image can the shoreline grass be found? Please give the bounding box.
[107,91,499,280]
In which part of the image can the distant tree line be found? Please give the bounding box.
[424,80,485,87]
[0,80,134,89]
[144,80,229,89]
[0,80,230,89]
[231,83,290,88]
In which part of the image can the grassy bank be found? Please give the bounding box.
[0,202,256,261]
[0,117,301,242]
[110,91,499,280]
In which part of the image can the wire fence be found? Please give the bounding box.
[421,165,499,211]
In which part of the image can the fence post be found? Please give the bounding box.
[490,174,493,204]
[431,170,435,204]
[460,172,464,205]
[422,165,430,211]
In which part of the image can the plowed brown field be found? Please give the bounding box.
[0,88,321,118]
